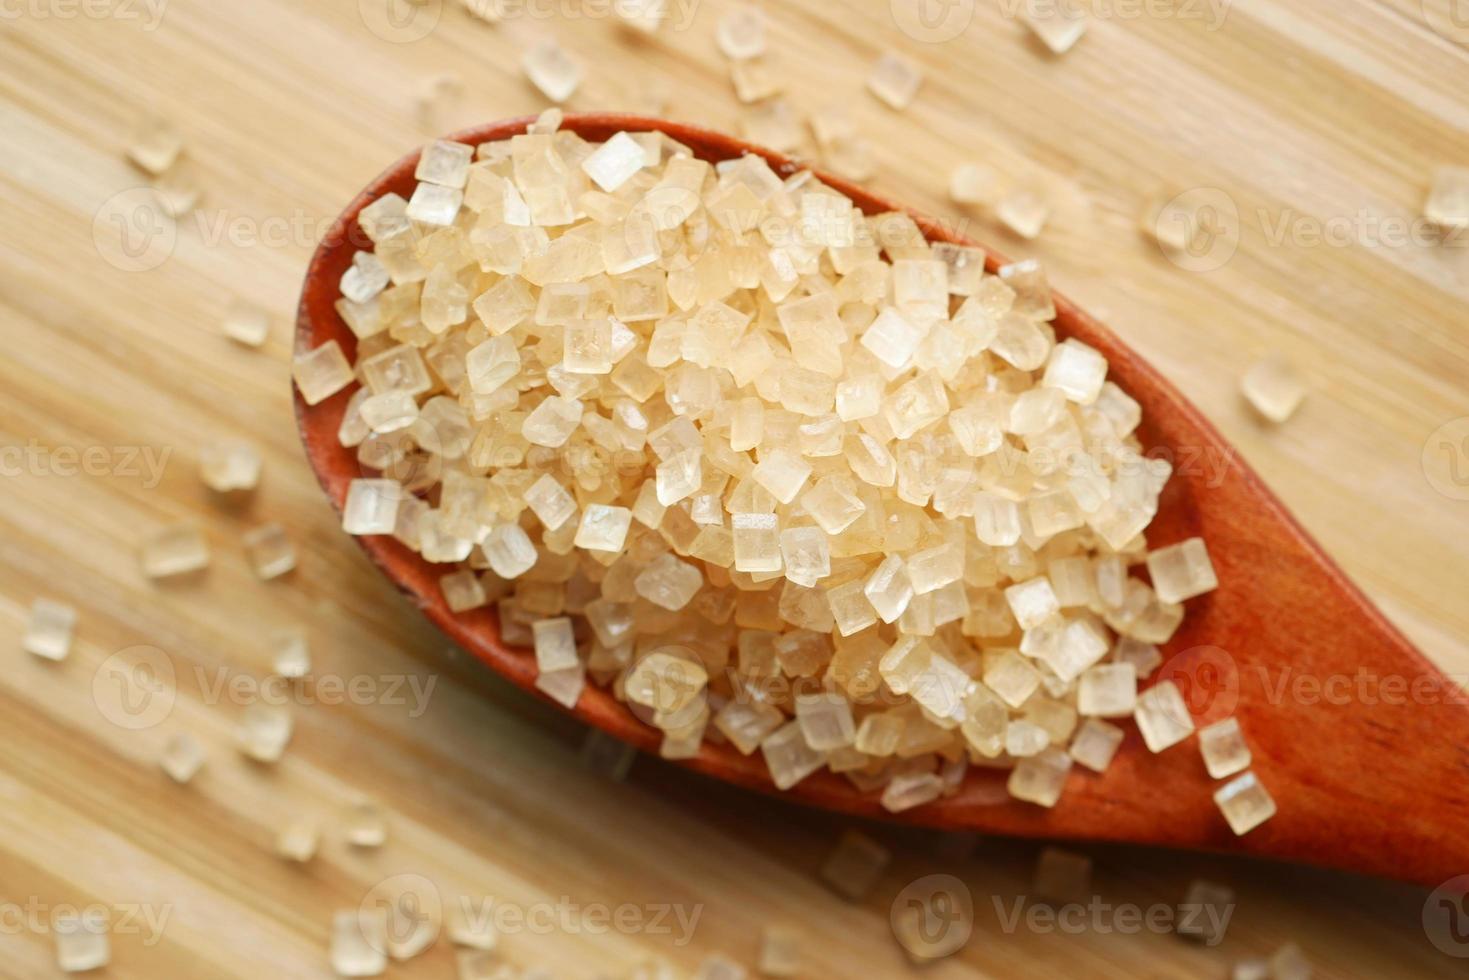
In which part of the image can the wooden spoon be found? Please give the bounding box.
[295,114,1469,888]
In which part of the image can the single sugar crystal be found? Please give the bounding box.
[863,554,914,624]
[523,38,583,103]
[997,188,1049,239]
[574,505,632,552]
[1135,680,1195,752]
[1005,577,1060,630]
[795,691,855,750]
[1043,339,1108,404]
[820,830,890,899]
[292,341,354,405]
[343,479,402,535]
[761,720,825,790]
[752,449,812,504]
[582,132,647,192]
[1178,879,1235,945]
[1068,718,1123,773]
[243,523,296,579]
[881,771,944,813]
[758,927,799,977]
[23,598,76,661]
[55,909,110,973]
[331,908,387,977]
[1241,356,1307,423]
[1147,537,1219,604]
[200,440,262,492]
[238,705,292,763]
[276,816,319,863]
[1033,847,1092,904]
[406,182,463,226]
[223,301,270,347]
[161,732,206,784]
[1025,2,1088,53]
[140,524,210,578]
[732,513,781,573]
[715,5,766,59]
[524,474,577,531]
[779,526,830,587]
[634,553,703,610]
[533,617,579,673]
[1425,165,1469,230]
[1077,662,1137,718]
[523,396,584,447]
[272,630,311,678]
[1213,771,1276,835]
[1008,747,1072,807]
[484,524,538,579]
[867,51,922,110]
[1198,717,1251,779]
[416,139,474,188]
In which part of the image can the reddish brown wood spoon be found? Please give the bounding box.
[295,114,1469,887]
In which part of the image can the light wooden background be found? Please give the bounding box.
[2,0,1467,976]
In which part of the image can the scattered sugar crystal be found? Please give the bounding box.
[276,816,320,863]
[657,449,703,506]
[272,630,310,678]
[223,300,270,347]
[1232,959,1269,980]
[761,720,825,790]
[1024,3,1088,54]
[454,950,505,980]
[244,523,297,579]
[998,259,1056,320]
[863,555,914,624]
[779,526,830,587]
[141,524,210,578]
[997,188,1049,239]
[716,5,766,59]
[331,909,387,977]
[582,132,646,192]
[1005,577,1060,630]
[238,705,292,763]
[1068,717,1123,773]
[1214,771,1276,835]
[1241,356,1307,423]
[1113,636,1162,679]
[1033,847,1092,903]
[695,954,747,980]
[635,554,703,610]
[161,732,206,784]
[201,439,262,492]
[293,341,354,404]
[867,51,922,110]
[758,927,799,977]
[534,617,579,674]
[882,771,944,813]
[55,909,110,973]
[343,479,402,535]
[574,505,632,553]
[127,116,182,175]
[861,307,927,369]
[484,524,539,578]
[344,800,388,847]
[826,579,876,636]
[715,699,784,755]
[1198,717,1251,779]
[731,57,782,103]
[973,492,1022,546]
[406,182,464,226]
[820,830,890,899]
[949,163,996,205]
[1135,680,1195,752]
[23,598,76,661]
[1269,943,1311,980]
[416,140,474,188]
[741,99,803,153]
[907,541,963,594]
[1077,663,1136,718]
[1008,746,1072,807]
[732,513,781,573]
[1425,165,1469,230]
[441,569,486,612]
[523,38,583,103]
[1147,537,1218,604]
[524,474,576,531]
[1178,879,1235,944]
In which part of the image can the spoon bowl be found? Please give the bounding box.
[296,114,1469,886]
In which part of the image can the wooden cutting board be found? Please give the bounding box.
[0,0,1466,976]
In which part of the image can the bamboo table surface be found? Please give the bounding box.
[1,0,1468,976]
